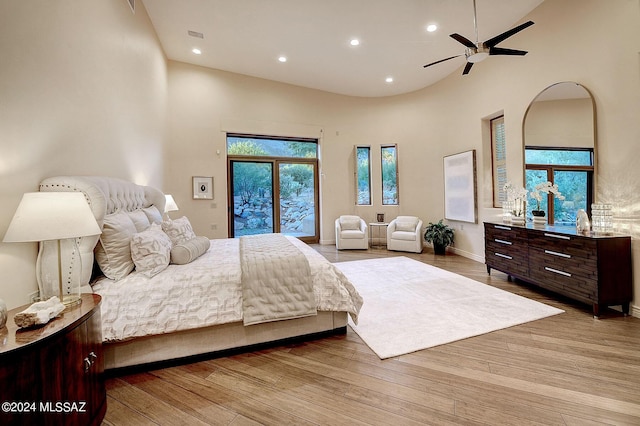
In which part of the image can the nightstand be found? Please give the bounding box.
[369,222,389,248]
[0,294,105,426]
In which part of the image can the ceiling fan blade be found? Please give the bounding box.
[484,21,534,47]
[489,47,528,56]
[450,33,476,48]
[462,62,474,75]
[423,54,464,68]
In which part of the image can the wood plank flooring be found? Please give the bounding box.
[102,246,640,425]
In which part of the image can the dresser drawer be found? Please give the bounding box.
[484,223,528,277]
[528,230,597,259]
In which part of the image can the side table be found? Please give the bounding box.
[0,294,105,426]
[369,222,389,248]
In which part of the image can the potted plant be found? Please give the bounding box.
[530,181,565,217]
[423,219,454,255]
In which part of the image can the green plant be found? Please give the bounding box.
[423,219,454,254]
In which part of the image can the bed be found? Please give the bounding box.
[38,176,362,371]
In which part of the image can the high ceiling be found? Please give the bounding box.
[141,0,544,97]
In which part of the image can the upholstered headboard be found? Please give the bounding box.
[38,176,166,287]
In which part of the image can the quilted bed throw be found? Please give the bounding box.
[240,234,316,325]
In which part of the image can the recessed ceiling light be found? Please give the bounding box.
[385,77,394,83]
[192,48,202,55]
[426,24,438,32]
[278,56,287,63]
[350,39,360,46]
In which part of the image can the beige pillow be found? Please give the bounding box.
[162,216,196,246]
[95,211,137,280]
[142,205,163,224]
[395,216,419,232]
[130,223,172,278]
[128,210,151,232]
[339,215,361,230]
[170,236,210,265]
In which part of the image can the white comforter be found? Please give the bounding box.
[91,236,362,342]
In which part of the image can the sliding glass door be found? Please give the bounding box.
[230,160,274,236]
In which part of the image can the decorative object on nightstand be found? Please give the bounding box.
[423,219,454,255]
[164,194,179,220]
[3,192,101,307]
[0,298,7,329]
[376,213,385,223]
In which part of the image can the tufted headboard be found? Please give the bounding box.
[38,176,166,287]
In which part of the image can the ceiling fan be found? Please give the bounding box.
[424,0,534,75]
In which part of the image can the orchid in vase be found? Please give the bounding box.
[503,182,528,218]
[529,181,565,216]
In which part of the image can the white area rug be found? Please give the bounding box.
[335,256,564,359]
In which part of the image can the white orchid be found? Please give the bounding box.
[530,181,565,211]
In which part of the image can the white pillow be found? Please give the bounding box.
[162,216,196,246]
[130,223,172,278]
[142,205,163,224]
[127,210,151,232]
[170,236,210,265]
[95,211,137,280]
[395,216,419,232]
[339,215,361,231]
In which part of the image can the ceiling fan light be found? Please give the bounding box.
[467,51,489,63]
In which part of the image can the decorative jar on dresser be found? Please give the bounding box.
[484,222,632,317]
[0,294,105,425]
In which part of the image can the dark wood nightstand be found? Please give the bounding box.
[0,294,105,425]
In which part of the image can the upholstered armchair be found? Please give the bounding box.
[335,215,368,250]
[387,216,423,253]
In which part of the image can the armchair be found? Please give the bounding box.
[335,215,368,250]
[387,216,423,253]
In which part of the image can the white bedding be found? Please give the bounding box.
[92,236,362,342]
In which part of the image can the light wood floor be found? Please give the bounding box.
[102,246,640,425]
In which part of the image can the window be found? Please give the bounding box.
[227,135,319,243]
[525,147,594,225]
[356,146,371,205]
[491,116,507,207]
[381,144,398,205]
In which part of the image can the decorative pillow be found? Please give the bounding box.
[170,236,210,265]
[339,215,361,231]
[395,216,419,232]
[142,205,163,224]
[130,223,172,278]
[94,211,138,280]
[127,210,151,232]
[162,216,196,246]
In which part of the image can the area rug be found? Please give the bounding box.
[335,256,564,359]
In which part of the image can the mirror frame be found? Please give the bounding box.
[522,81,597,200]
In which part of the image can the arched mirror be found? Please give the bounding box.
[523,82,596,226]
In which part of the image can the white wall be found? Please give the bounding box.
[165,0,640,314]
[0,0,167,308]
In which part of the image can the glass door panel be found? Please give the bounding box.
[231,161,274,236]
[279,163,316,239]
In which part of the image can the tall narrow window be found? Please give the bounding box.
[491,116,507,207]
[381,144,398,205]
[356,146,371,205]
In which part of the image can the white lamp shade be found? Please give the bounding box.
[3,192,101,242]
[164,194,179,212]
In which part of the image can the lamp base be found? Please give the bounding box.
[61,294,82,308]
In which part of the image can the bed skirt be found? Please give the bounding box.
[104,311,347,372]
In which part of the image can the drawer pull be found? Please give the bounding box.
[544,250,571,259]
[544,233,571,241]
[495,253,513,260]
[494,225,512,231]
[495,239,512,245]
[545,266,572,277]
[83,352,98,372]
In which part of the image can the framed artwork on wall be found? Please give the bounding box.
[192,176,213,200]
[443,150,477,223]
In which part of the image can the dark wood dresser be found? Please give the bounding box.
[484,222,632,317]
[0,294,105,426]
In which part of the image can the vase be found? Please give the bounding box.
[532,210,546,217]
[433,243,447,255]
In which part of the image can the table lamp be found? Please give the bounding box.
[164,194,179,220]
[3,192,101,306]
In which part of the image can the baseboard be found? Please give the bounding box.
[631,304,640,319]
[448,246,484,263]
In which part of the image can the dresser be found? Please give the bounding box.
[0,294,105,426]
[484,222,632,317]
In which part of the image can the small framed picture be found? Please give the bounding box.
[376,213,385,223]
[192,176,213,200]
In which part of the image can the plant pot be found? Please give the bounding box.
[433,243,447,255]
[532,210,546,217]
